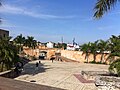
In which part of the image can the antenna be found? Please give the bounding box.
[61,36,63,44]
[73,37,75,45]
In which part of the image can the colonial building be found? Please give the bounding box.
[46,42,54,48]
[0,29,9,38]
[66,43,79,51]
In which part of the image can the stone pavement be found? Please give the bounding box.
[15,60,109,90]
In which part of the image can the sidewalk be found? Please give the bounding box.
[15,60,109,90]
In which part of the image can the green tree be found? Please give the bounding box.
[108,35,120,77]
[109,59,120,76]
[0,36,19,71]
[80,42,91,63]
[98,40,109,63]
[13,34,25,54]
[62,43,67,50]
[24,36,37,57]
[90,41,99,62]
[54,43,67,49]
[108,35,120,60]
[94,0,118,18]
[0,0,2,23]
[24,36,37,49]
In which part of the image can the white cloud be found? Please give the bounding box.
[0,19,19,28]
[81,17,94,21]
[9,30,62,42]
[0,4,76,19]
[98,26,114,30]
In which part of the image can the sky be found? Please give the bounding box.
[0,0,120,44]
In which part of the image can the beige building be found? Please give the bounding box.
[0,29,9,38]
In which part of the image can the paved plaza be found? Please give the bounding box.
[15,60,109,90]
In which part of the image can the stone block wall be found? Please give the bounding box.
[47,50,56,59]
[46,49,61,59]
[0,70,18,78]
[23,48,40,58]
[23,47,60,60]
[61,50,109,63]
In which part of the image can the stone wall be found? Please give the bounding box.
[23,48,110,63]
[23,48,40,58]
[46,49,62,59]
[47,50,56,59]
[61,50,109,63]
[0,70,18,78]
[23,47,60,60]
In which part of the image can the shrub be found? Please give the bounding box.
[109,59,120,77]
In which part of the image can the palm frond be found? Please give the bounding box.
[94,0,118,19]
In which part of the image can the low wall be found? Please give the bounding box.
[23,47,61,60]
[61,50,109,63]
[0,57,29,78]
[47,49,61,59]
[47,50,56,59]
[23,48,40,58]
[0,69,18,78]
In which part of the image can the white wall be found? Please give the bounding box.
[47,42,53,48]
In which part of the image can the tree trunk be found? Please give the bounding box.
[86,53,89,63]
[100,53,104,63]
[93,53,96,62]
[1,62,4,72]
[85,53,87,60]
[32,48,34,57]
[19,44,22,54]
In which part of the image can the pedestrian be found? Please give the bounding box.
[14,62,20,76]
[39,60,41,64]
[36,62,39,67]
[50,57,55,63]
[36,62,39,70]
[14,66,19,76]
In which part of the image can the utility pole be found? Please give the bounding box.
[61,37,63,44]
[73,37,75,45]
[61,37,64,50]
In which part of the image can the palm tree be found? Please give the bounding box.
[98,40,109,63]
[13,34,25,54]
[0,36,19,71]
[24,36,37,49]
[107,35,120,61]
[80,42,91,63]
[0,0,1,6]
[94,0,118,18]
[0,0,2,23]
[90,41,99,62]
[24,36,37,56]
[108,35,120,76]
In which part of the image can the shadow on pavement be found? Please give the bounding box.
[21,62,51,75]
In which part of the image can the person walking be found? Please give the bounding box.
[36,62,39,70]
[39,60,41,64]
[50,57,55,63]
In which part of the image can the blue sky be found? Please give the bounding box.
[0,0,120,44]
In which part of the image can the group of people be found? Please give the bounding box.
[35,61,41,70]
